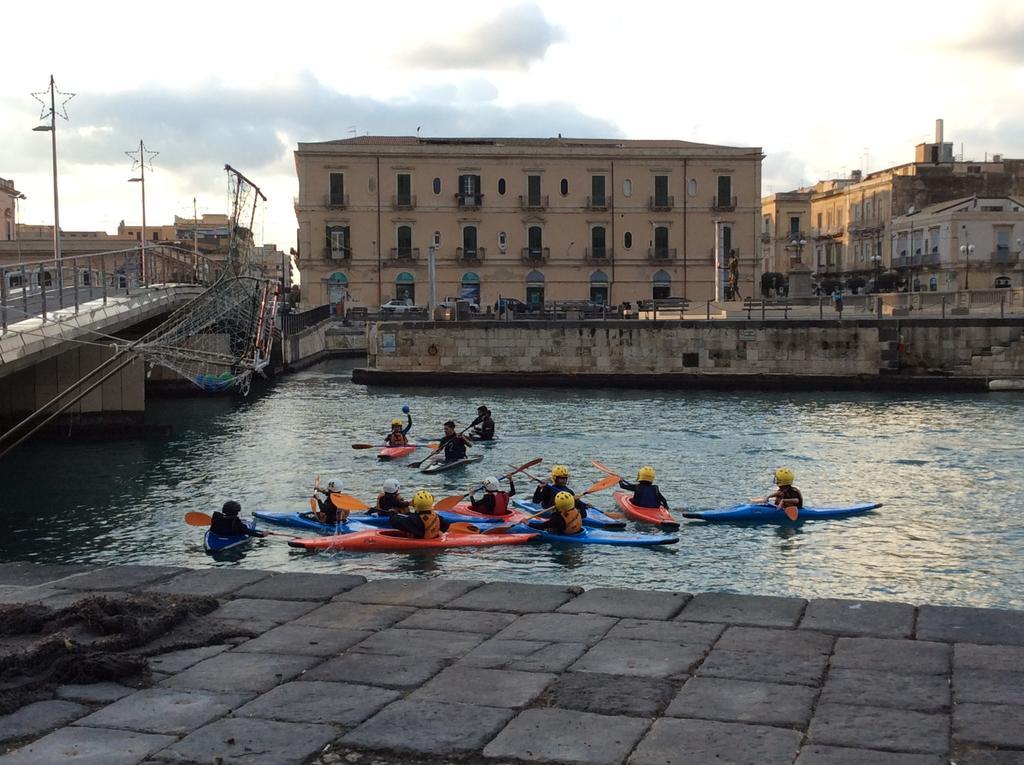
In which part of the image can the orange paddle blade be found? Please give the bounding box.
[448,522,481,535]
[184,511,212,527]
[581,474,621,497]
[331,493,370,511]
[351,443,379,449]
[784,505,799,522]
[309,496,318,513]
[434,495,464,511]
[591,459,619,477]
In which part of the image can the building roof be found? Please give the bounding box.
[301,135,758,152]
[908,195,1024,217]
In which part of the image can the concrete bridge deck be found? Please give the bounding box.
[0,562,1021,764]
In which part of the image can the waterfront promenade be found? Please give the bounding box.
[0,562,1022,763]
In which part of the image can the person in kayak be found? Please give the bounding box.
[469,476,516,515]
[422,420,473,469]
[767,467,803,511]
[532,465,588,515]
[210,501,267,538]
[528,491,584,535]
[470,405,495,441]
[313,478,349,525]
[384,411,413,446]
[375,478,410,514]
[388,490,450,539]
[618,466,670,510]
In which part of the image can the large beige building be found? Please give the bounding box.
[293,136,763,310]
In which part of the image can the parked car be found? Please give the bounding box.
[440,297,480,313]
[380,298,420,313]
[495,297,533,313]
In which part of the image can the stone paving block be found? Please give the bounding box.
[234,571,365,600]
[698,648,830,686]
[302,651,448,688]
[58,565,185,591]
[72,688,248,735]
[157,717,336,765]
[954,750,1024,765]
[831,636,950,674]
[234,680,399,726]
[233,623,371,656]
[0,561,94,587]
[800,598,916,638]
[396,607,518,634]
[629,716,802,765]
[353,627,484,659]
[294,601,415,631]
[336,577,481,607]
[955,642,1024,670]
[571,637,706,678]
[666,675,817,728]
[493,612,618,645]
[143,567,271,597]
[0,726,174,765]
[508,641,589,673]
[160,651,318,693]
[678,591,807,627]
[557,587,689,620]
[448,581,577,613]
[955,703,1024,748]
[955,668,1024,705]
[0,700,88,743]
[484,707,649,765]
[820,668,950,712]
[457,638,548,668]
[606,617,724,647]
[918,605,1024,645]
[56,682,135,704]
[410,665,554,708]
[540,671,675,717]
[148,644,230,674]
[209,597,319,630]
[344,699,514,755]
[717,625,835,656]
[795,745,947,764]
[808,702,949,755]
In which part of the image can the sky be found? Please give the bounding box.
[3,0,1024,252]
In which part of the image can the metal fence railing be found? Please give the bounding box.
[281,303,333,335]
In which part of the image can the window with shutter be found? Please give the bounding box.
[527,175,541,206]
[329,173,345,206]
[654,176,669,207]
[591,176,605,206]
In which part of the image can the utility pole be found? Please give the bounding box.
[31,74,74,262]
[127,140,157,283]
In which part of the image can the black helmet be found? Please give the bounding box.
[222,500,242,516]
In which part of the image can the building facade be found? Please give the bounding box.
[293,136,763,310]
[1,178,26,242]
[760,190,812,276]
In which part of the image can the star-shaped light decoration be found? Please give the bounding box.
[126,142,159,173]
[30,76,75,122]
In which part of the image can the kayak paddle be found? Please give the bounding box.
[447,522,482,535]
[483,474,622,534]
[434,457,543,511]
[411,423,474,469]
[351,442,439,450]
[520,466,626,519]
[183,512,285,537]
[750,492,799,522]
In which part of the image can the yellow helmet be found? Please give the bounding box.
[391,419,403,428]
[411,490,435,512]
[550,465,570,480]
[553,491,576,513]
[637,466,656,482]
[774,467,794,487]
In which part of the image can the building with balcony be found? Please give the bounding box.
[293,135,763,310]
[760,189,812,275]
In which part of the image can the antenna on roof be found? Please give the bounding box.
[347,125,357,137]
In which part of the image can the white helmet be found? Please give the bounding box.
[483,476,501,492]
[326,478,343,493]
[382,478,401,494]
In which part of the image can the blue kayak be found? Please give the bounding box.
[682,502,882,523]
[509,523,677,547]
[511,499,627,530]
[252,510,476,533]
[204,518,257,553]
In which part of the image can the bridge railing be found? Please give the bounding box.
[281,303,333,335]
[1,245,226,333]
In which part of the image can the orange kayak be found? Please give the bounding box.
[613,490,680,529]
[378,446,416,460]
[288,528,538,551]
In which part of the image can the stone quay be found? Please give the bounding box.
[0,562,1022,764]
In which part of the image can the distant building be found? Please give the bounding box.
[1,177,26,241]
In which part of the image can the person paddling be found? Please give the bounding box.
[767,468,803,513]
[469,476,515,516]
[313,478,349,525]
[422,420,473,469]
[385,407,413,447]
[210,501,267,538]
[375,478,410,514]
[532,465,588,515]
[528,491,584,535]
[388,490,450,539]
[618,466,670,510]
[470,405,495,441]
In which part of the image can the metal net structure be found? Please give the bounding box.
[225,164,266,276]
[130,276,277,395]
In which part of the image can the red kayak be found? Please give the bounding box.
[443,501,531,525]
[613,491,680,529]
[378,446,416,460]
[288,528,538,551]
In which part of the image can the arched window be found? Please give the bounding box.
[624,231,633,249]
[653,270,671,300]
[432,177,441,194]
[460,271,481,304]
[687,179,697,197]
[327,272,348,306]
[654,226,669,259]
[397,225,412,258]
[560,178,569,196]
[497,178,506,195]
[590,226,607,259]
[395,271,415,302]
[526,269,545,308]
[498,231,508,251]
[462,225,478,258]
[590,270,609,305]
[622,179,632,197]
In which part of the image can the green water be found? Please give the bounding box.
[2,359,1022,609]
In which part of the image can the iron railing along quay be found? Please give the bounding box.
[281,303,333,335]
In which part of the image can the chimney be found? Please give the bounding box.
[935,119,944,144]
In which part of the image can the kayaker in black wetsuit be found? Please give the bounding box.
[618,466,670,510]
[767,467,803,510]
[532,465,588,514]
[422,420,473,469]
[528,491,584,535]
[210,501,266,537]
[313,478,349,525]
[384,411,413,446]
[470,405,495,441]
[388,490,450,539]
[469,476,515,516]
[375,478,410,515]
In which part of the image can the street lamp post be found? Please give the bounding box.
[127,139,157,285]
[959,244,975,291]
[31,75,73,262]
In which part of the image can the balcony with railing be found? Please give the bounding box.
[456,246,486,263]
[323,246,351,261]
[325,194,349,209]
[388,247,420,263]
[648,247,677,262]
[456,193,483,209]
[586,195,610,211]
[649,195,674,212]
[585,247,613,262]
[521,247,549,264]
[811,226,845,239]
[391,194,416,210]
[991,250,1020,265]
[712,195,737,212]
[519,194,548,211]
